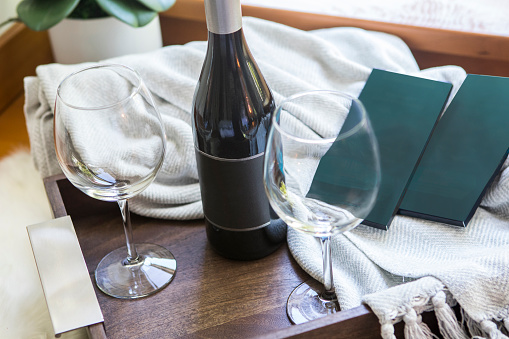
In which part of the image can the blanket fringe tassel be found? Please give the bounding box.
[431,290,469,339]
[380,322,397,339]
[480,320,509,339]
[462,308,509,339]
[377,290,508,339]
[403,308,436,339]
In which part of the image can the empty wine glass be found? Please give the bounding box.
[54,64,176,299]
[264,90,381,324]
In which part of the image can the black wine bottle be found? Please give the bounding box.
[192,0,286,260]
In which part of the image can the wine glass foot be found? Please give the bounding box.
[95,243,176,299]
[286,279,340,324]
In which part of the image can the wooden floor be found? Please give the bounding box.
[0,96,30,160]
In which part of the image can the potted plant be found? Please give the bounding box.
[1,0,176,63]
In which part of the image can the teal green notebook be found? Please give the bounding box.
[306,100,378,208]
[359,69,452,229]
[307,69,452,230]
[399,74,509,226]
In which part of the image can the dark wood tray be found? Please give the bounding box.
[44,174,442,338]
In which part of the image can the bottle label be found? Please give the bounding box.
[195,148,271,231]
[204,0,242,34]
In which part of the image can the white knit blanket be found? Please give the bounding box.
[24,17,509,338]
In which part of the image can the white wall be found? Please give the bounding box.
[0,0,19,35]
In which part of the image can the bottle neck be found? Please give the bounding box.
[204,0,242,34]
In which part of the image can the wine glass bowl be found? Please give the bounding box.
[54,64,176,299]
[55,65,163,201]
[264,90,380,323]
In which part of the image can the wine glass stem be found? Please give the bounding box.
[118,199,140,264]
[320,236,337,301]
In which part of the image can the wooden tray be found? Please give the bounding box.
[36,4,481,337]
[44,174,445,338]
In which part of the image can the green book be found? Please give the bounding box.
[399,74,509,226]
[358,69,452,229]
[306,99,378,207]
[307,69,452,230]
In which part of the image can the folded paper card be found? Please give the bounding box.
[399,74,509,226]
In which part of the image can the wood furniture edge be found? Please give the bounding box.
[255,304,377,338]
[243,5,509,62]
[162,0,509,75]
[164,0,509,61]
[0,22,53,114]
[43,173,68,219]
[88,323,108,339]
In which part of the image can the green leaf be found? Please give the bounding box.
[17,0,80,31]
[69,0,109,19]
[96,0,157,27]
[136,0,176,12]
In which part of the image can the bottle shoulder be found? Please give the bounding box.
[192,30,275,158]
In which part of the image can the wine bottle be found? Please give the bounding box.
[192,0,286,260]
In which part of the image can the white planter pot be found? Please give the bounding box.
[48,16,163,64]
